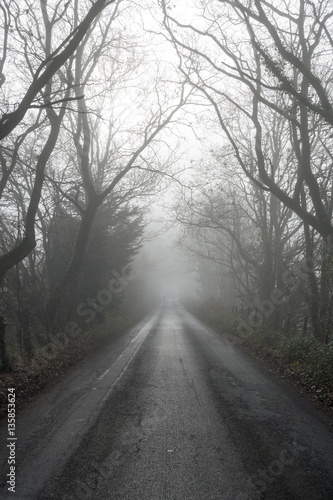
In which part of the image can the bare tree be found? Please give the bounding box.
[0,0,116,140]
[161,0,333,341]
[0,0,121,285]
[175,140,302,330]
[46,75,189,327]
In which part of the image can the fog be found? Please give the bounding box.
[1,0,332,397]
[0,3,332,496]
[132,215,199,307]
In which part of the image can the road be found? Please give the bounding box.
[1,303,333,499]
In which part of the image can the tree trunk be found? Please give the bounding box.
[0,315,10,371]
[0,112,63,284]
[22,311,34,361]
[319,235,333,343]
[302,209,320,339]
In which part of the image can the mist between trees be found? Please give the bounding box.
[0,0,190,370]
[165,1,333,336]
[1,0,333,385]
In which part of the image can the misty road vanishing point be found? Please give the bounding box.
[1,304,333,500]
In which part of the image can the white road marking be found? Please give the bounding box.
[97,368,111,382]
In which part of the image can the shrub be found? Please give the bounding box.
[280,336,316,364]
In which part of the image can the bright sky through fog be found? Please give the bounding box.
[123,0,218,302]
[103,0,213,300]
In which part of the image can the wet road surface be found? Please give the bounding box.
[1,304,333,499]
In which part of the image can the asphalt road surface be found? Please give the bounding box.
[1,303,333,499]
